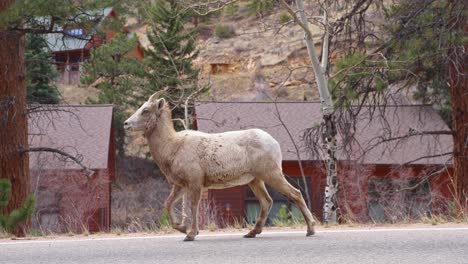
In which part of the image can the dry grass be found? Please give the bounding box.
[56,83,100,104]
[0,228,11,239]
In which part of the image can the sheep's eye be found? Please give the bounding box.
[141,109,150,115]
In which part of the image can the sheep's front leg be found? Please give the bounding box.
[184,188,201,241]
[164,185,187,234]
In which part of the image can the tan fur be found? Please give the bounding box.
[124,94,316,241]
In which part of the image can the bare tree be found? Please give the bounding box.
[279,0,338,223]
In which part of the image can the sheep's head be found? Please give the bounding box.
[124,92,166,132]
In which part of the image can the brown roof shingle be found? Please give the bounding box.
[28,105,114,170]
[194,101,452,165]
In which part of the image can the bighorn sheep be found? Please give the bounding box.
[124,92,316,241]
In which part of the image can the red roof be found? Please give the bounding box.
[194,101,452,165]
[28,105,114,170]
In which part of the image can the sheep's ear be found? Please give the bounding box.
[157,98,166,110]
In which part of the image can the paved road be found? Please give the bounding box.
[1,227,468,264]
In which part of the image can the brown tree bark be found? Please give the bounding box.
[0,0,30,236]
[448,0,468,209]
[449,40,468,208]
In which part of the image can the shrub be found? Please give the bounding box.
[0,179,35,232]
[224,3,239,18]
[214,24,236,39]
[272,204,292,226]
[247,0,276,17]
[159,208,171,229]
[278,12,291,24]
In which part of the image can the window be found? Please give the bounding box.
[67,28,84,37]
[245,176,310,225]
[368,178,432,222]
[98,207,109,231]
[69,56,81,71]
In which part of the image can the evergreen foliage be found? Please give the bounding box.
[330,52,387,107]
[214,24,236,39]
[121,0,153,23]
[82,33,146,157]
[224,3,240,18]
[272,204,292,226]
[247,0,276,17]
[0,179,35,231]
[330,0,459,126]
[0,0,117,30]
[144,0,200,129]
[383,0,455,125]
[278,12,291,24]
[158,208,171,228]
[25,34,60,104]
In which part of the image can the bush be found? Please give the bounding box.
[159,208,171,229]
[0,179,35,232]
[247,0,276,16]
[272,204,292,226]
[214,24,236,39]
[278,12,291,24]
[224,3,239,18]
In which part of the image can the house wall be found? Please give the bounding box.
[207,161,453,224]
[54,9,144,85]
[54,50,89,85]
[338,163,454,222]
[31,168,112,233]
[206,161,325,225]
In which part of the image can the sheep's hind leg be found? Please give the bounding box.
[265,173,316,236]
[180,193,189,230]
[244,179,273,238]
[164,185,187,234]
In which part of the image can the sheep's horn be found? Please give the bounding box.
[148,89,166,102]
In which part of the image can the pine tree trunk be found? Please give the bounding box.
[449,0,467,209]
[449,37,468,209]
[0,1,30,236]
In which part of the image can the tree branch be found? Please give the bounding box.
[397,167,448,192]
[21,147,95,177]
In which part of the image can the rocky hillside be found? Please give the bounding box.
[194,6,324,101]
[121,2,328,103]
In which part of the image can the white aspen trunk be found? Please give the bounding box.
[293,0,338,224]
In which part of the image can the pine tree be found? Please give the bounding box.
[327,0,467,209]
[25,34,60,104]
[144,0,199,128]
[1,0,114,237]
[383,0,454,124]
[82,33,146,157]
[0,179,35,232]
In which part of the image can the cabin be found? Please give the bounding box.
[28,105,115,233]
[194,101,454,224]
[46,7,144,85]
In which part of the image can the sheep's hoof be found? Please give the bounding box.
[176,225,187,234]
[183,235,195,242]
[243,232,257,238]
[306,230,315,236]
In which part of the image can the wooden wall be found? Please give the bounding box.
[30,168,112,233]
[207,161,453,224]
